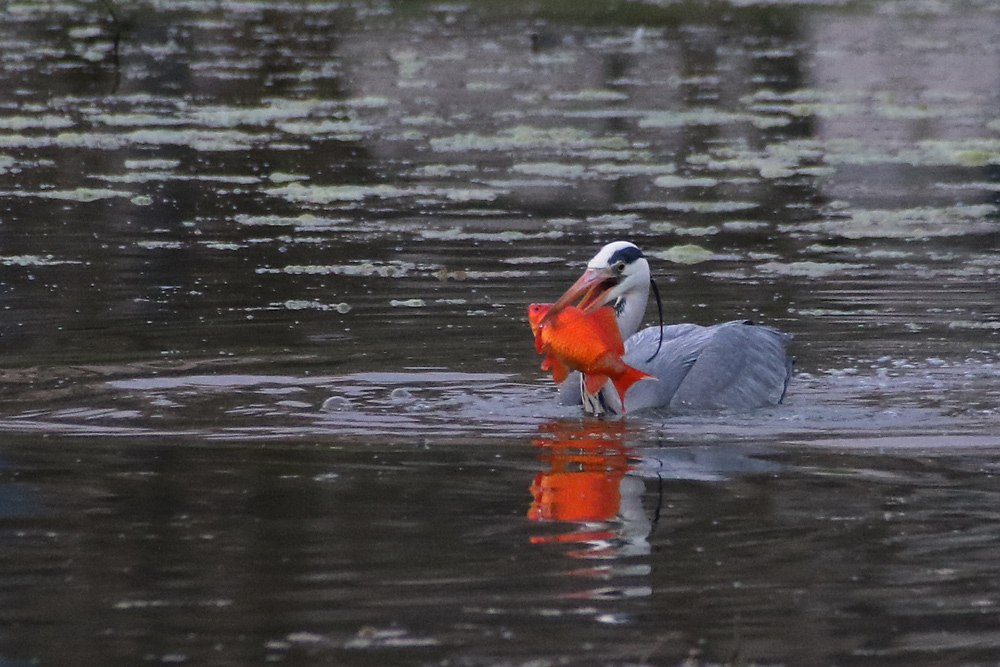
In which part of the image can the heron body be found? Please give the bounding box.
[547,242,793,416]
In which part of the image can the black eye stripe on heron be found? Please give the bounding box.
[606,245,644,267]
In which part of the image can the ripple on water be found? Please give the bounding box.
[0,359,993,445]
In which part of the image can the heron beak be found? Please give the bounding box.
[544,267,618,322]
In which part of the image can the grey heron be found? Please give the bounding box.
[547,241,793,416]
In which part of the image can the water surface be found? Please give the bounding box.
[1,0,1000,664]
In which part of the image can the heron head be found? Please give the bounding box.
[547,241,650,316]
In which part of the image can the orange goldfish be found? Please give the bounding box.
[527,302,653,408]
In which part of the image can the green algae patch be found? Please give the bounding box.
[126,158,181,170]
[591,162,676,176]
[795,205,997,239]
[0,115,74,130]
[549,89,629,102]
[511,162,589,178]
[653,244,716,265]
[429,126,627,153]
[275,120,375,136]
[948,320,1000,330]
[263,261,416,278]
[418,228,563,242]
[266,183,419,202]
[653,175,718,188]
[265,183,503,204]
[795,138,1000,168]
[663,200,758,214]
[0,254,82,266]
[280,299,351,313]
[755,261,867,278]
[639,109,789,129]
[18,188,134,202]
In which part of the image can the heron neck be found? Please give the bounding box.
[615,288,648,340]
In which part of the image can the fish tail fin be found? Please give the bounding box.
[583,373,610,395]
[611,364,655,411]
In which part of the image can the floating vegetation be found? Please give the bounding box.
[743,87,991,127]
[418,228,563,242]
[433,268,468,281]
[265,183,503,204]
[0,254,82,267]
[688,142,829,179]
[262,261,417,278]
[948,320,1000,330]
[275,120,375,137]
[755,261,868,278]
[7,187,133,202]
[137,241,184,250]
[265,183,419,202]
[0,128,264,152]
[723,221,770,232]
[412,163,477,177]
[280,300,351,313]
[780,137,1000,168]
[653,244,716,265]
[549,89,630,102]
[268,172,308,183]
[201,242,243,251]
[511,162,589,179]
[651,221,720,236]
[792,205,997,239]
[0,115,74,130]
[126,129,264,152]
[430,125,628,153]
[591,162,676,176]
[125,158,182,170]
[234,214,348,229]
[662,201,758,214]
[639,108,790,129]
[653,175,719,188]
[502,256,563,265]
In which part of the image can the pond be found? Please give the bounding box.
[1,0,999,664]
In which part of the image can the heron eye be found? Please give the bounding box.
[614,261,626,274]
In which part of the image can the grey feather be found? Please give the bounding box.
[558,320,793,415]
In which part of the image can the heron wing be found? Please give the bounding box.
[668,321,792,410]
[557,321,793,414]
[619,324,714,412]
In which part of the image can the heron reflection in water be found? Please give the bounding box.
[527,420,782,558]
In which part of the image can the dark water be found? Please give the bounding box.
[2,0,1000,664]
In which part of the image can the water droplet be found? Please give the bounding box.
[321,396,352,412]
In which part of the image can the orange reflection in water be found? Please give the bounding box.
[528,420,633,545]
